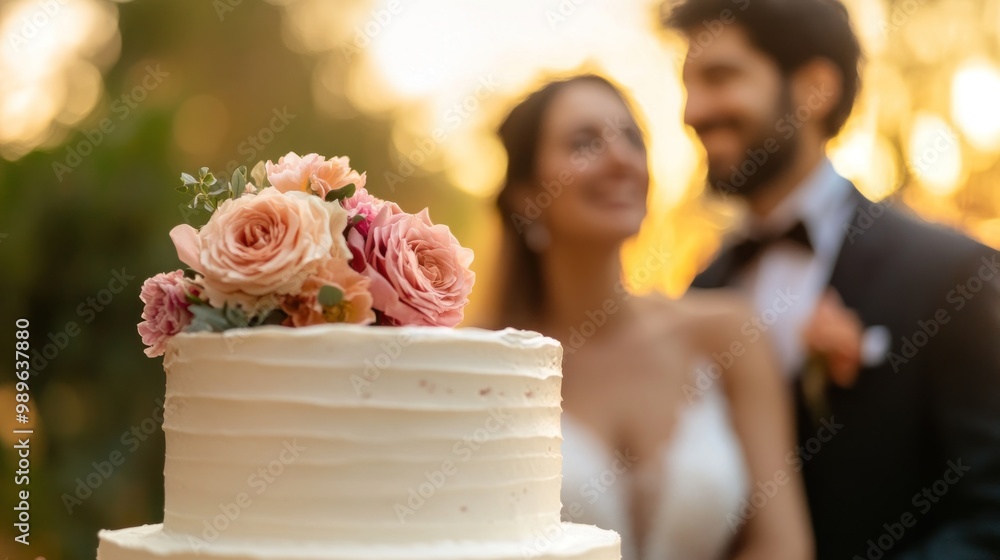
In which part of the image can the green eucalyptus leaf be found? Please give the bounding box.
[318,285,344,307]
[189,305,233,332]
[250,161,267,188]
[231,167,247,198]
[324,183,356,202]
[180,172,198,185]
[223,304,249,327]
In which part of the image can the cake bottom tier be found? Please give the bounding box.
[97,523,620,560]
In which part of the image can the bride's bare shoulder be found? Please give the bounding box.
[642,289,755,345]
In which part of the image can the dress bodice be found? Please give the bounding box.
[561,382,748,560]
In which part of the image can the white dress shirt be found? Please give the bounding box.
[733,158,859,378]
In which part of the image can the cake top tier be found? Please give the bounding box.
[164,324,563,381]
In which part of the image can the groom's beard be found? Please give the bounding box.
[703,90,800,201]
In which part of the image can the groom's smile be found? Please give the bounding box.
[680,25,793,196]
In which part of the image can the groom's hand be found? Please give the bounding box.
[802,289,863,388]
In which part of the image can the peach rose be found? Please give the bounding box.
[280,258,375,327]
[310,156,367,199]
[265,152,367,199]
[351,206,475,327]
[265,152,325,194]
[169,187,351,312]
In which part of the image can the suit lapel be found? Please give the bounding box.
[826,186,890,308]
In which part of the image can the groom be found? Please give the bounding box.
[667,0,1000,558]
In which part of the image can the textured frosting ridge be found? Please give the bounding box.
[98,324,620,560]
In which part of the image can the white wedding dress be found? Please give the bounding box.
[561,378,749,560]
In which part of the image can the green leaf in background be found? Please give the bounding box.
[318,285,344,307]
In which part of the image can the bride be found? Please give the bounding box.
[488,75,813,560]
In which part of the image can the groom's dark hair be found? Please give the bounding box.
[665,0,862,138]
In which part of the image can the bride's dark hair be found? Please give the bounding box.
[492,74,636,330]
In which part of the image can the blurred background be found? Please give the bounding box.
[1,0,999,558]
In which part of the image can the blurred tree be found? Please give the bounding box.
[0,1,473,558]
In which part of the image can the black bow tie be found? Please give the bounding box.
[729,220,814,274]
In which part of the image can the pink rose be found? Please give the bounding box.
[310,157,367,199]
[352,206,475,327]
[169,187,351,312]
[265,152,325,194]
[280,258,375,327]
[137,270,200,357]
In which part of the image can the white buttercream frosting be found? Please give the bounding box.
[98,324,619,559]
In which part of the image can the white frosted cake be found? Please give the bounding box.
[97,324,620,560]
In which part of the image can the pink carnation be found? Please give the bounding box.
[350,206,475,327]
[137,270,200,357]
[343,188,398,240]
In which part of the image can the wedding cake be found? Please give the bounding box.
[103,151,619,559]
[97,324,621,560]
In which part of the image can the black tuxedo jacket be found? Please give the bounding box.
[693,187,1000,559]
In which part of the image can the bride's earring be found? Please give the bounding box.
[524,222,551,253]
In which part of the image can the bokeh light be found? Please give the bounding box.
[0,0,120,160]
